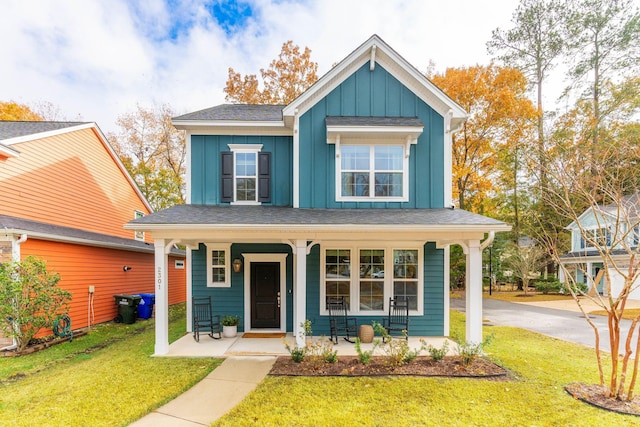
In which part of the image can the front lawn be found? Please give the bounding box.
[0,304,221,427]
[212,311,632,427]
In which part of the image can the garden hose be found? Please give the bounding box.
[53,315,73,342]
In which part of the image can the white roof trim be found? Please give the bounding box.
[1,122,96,146]
[0,143,19,158]
[2,228,158,254]
[282,35,467,125]
[326,125,423,143]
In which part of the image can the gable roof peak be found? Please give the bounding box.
[282,34,467,130]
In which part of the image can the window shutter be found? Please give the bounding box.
[258,152,271,203]
[221,152,234,202]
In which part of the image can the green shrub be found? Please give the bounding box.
[0,256,71,353]
[427,341,450,362]
[354,337,379,365]
[563,281,588,294]
[453,334,494,366]
[534,280,563,294]
[373,322,425,367]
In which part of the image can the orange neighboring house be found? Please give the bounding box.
[0,121,186,346]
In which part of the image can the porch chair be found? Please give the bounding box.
[192,296,221,342]
[382,297,409,341]
[328,297,357,344]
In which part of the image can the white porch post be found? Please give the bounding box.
[154,239,169,355]
[465,239,483,344]
[586,261,593,291]
[294,239,307,347]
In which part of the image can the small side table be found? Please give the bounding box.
[358,325,374,343]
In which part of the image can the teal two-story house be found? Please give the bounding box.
[127,35,509,355]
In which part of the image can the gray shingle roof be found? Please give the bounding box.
[326,116,423,127]
[0,121,88,141]
[0,215,184,255]
[173,104,285,121]
[129,205,507,228]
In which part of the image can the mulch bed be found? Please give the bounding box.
[270,355,508,378]
[565,382,640,416]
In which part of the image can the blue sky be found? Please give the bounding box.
[2,0,626,133]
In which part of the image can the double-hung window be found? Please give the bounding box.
[205,243,230,287]
[321,244,423,315]
[326,116,423,203]
[341,145,404,199]
[134,211,145,241]
[221,144,271,204]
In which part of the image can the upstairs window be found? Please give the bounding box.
[325,116,423,203]
[341,145,404,198]
[221,144,271,204]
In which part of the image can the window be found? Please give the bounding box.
[221,144,270,204]
[580,227,613,250]
[393,250,418,310]
[339,145,405,200]
[633,226,640,247]
[134,211,145,241]
[325,249,351,308]
[321,244,422,315]
[206,243,230,287]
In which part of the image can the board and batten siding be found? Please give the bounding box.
[298,62,445,209]
[0,128,151,240]
[305,243,445,337]
[190,135,293,206]
[191,243,293,332]
[21,239,186,335]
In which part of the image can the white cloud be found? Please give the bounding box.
[1,0,615,134]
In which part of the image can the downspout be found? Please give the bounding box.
[480,231,495,251]
[1,234,27,352]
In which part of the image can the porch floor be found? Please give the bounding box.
[160,333,453,357]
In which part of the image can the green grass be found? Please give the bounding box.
[0,304,222,426]
[212,311,638,427]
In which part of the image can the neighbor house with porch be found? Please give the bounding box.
[559,193,640,300]
[127,35,510,355]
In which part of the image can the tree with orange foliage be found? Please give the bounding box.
[431,65,537,239]
[224,41,319,105]
[0,101,43,121]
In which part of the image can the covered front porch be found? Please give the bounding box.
[126,205,510,356]
[160,332,453,358]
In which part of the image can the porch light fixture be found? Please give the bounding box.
[123,266,132,272]
[233,258,243,273]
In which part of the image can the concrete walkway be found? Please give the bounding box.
[129,356,276,427]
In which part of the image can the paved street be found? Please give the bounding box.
[451,297,633,354]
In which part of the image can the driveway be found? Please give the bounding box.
[451,297,635,354]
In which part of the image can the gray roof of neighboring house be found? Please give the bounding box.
[325,116,423,127]
[173,104,286,121]
[129,204,507,228]
[0,215,184,256]
[0,121,88,141]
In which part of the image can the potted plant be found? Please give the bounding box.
[221,315,241,338]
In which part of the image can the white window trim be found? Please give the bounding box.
[320,242,424,316]
[333,139,411,203]
[134,210,145,241]
[228,144,263,205]
[205,243,231,287]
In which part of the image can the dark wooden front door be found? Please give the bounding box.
[251,262,280,328]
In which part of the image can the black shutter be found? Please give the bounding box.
[221,151,234,202]
[258,152,271,203]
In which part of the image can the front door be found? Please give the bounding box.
[250,262,281,328]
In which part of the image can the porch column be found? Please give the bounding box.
[465,239,483,344]
[154,239,169,355]
[294,239,307,347]
[586,261,593,291]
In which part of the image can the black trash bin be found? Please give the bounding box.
[137,293,156,319]
[114,294,142,324]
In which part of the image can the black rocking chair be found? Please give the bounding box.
[193,296,221,342]
[382,297,409,341]
[328,297,357,344]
